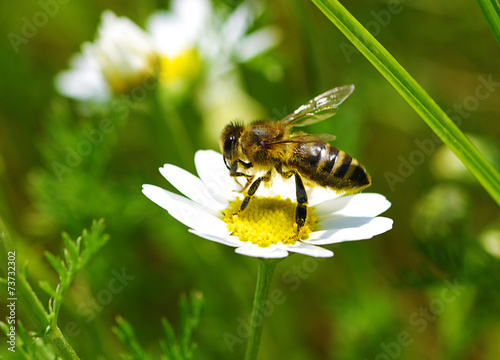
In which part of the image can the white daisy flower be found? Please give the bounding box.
[147,0,280,77]
[55,11,159,101]
[142,150,393,259]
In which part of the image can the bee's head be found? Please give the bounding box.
[220,122,243,166]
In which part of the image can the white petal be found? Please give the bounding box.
[91,11,157,82]
[54,51,111,101]
[142,185,228,236]
[307,217,393,245]
[189,230,241,247]
[159,164,227,210]
[54,70,110,101]
[308,186,342,206]
[148,13,189,57]
[314,193,391,218]
[235,244,289,258]
[98,11,156,56]
[236,26,281,62]
[194,150,241,200]
[284,242,333,257]
[222,2,254,49]
[147,0,210,57]
[172,0,211,35]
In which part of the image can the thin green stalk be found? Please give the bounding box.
[15,274,49,334]
[150,90,193,168]
[311,0,500,206]
[245,258,281,360]
[0,219,49,332]
[45,325,80,360]
[475,0,500,47]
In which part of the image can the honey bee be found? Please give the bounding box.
[219,85,371,231]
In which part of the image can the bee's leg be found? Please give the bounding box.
[229,160,254,191]
[294,173,308,229]
[241,175,255,192]
[239,170,272,212]
[233,175,254,192]
[229,159,252,176]
[275,165,308,230]
[237,159,253,169]
[231,172,253,191]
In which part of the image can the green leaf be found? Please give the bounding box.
[476,0,500,47]
[43,220,109,331]
[61,232,78,265]
[161,318,177,347]
[80,219,110,267]
[113,316,151,360]
[161,318,182,360]
[0,321,9,334]
[158,291,204,360]
[39,280,58,298]
[44,251,65,278]
[63,248,74,275]
[17,321,33,357]
[310,0,500,206]
[181,291,203,358]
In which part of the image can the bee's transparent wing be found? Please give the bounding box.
[267,133,336,145]
[281,84,355,127]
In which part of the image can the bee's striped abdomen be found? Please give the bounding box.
[288,142,371,193]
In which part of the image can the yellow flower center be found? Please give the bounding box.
[223,196,317,248]
[104,53,160,95]
[159,48,201,85]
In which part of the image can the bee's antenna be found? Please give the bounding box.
[223,156,231,170]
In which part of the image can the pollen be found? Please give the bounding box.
[223,196,317,248]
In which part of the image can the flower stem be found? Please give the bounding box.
[150,89,193,168]
[45,325,81,360]
[244,258,281,360]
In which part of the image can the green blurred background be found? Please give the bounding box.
[1,0,500,359]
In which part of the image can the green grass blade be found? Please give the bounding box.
[476,0,500,46]
[310,0,500,206]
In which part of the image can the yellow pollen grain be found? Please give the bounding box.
[223,196,317,248]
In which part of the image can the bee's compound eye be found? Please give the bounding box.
[223,135,236,159]
[221,123,242,160]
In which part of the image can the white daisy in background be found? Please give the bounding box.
[142,150,393,258]
[147,0,280,79]
[55,1,280,103]
[55,11,159,101]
